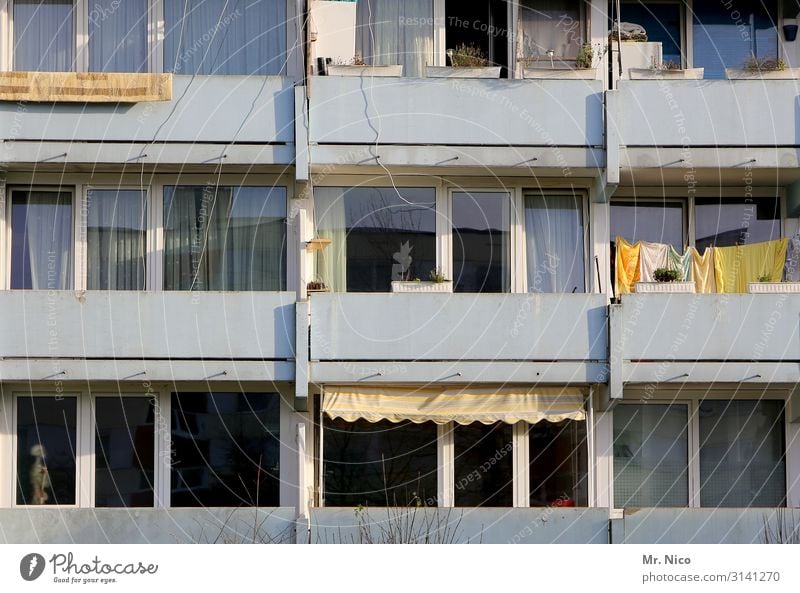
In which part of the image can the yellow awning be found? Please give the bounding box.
[323,386,586,425]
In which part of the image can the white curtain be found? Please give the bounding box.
[525,194,585,293]
[88,0,148,72]
[518,0,582,60]
[164,0,286,75]
[12,191,72,290]
[314,187,347,292]
[13,0,75,71]
[87,190,146,290]
[356,0,434,77]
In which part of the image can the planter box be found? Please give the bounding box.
[523,67,597,80]
[747,282,800,293]
[725,68,800,80]
[635,281,696,294]
[629,68,704,80]
[426,66,501,79]
[391,281,453,293]
[327,65,403,77]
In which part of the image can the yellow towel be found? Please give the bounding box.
[690,246,716,294]
[615,236,640,295]
[713,238,788,293]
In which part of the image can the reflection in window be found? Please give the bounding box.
[164,0,287,75]
[620,2,683,65]
[610,200,685,249]
[613,404,688,507]
[163,186,287,291]
[315,187,436,292]
[16,396,77,505]
[695,197,780,251]
[323,418,438,507]
[88,0,148,72]
[14,0,75,72]
[454,422,513,507]
[525,192,585,293]
[530,420,588,507]
[453,191,511,293]
[170,392,280,507]
[519,0,583,62]
[699,400,785,508]
[446,0,508,73]
[87,189,146,290]
[11,191,73,290]
[95,397,155,507]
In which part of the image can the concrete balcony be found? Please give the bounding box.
[0,291,296,382]
[308,293,608,384]
[0,76,295,166]
[307,76,605,171]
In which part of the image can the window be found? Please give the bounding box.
[11,190,73,290]
[164,0,287,75]
[454,422,513,507]
[610,199,685,249]
[530,420,588,507]
[699,400,786,507]
[163,185,287,291]
[170,392,281,507]
[88,0,148,72]
[94,396,155,507]
[16,395,78,505]
[519,0,584,64]
[446,0,508,74]
[87,188,146,290]
[693,0,779,79]
[695,197,780,251]
[524,192,585,293]
[613,404,689,508]
[13,0,75,71]
[314,187,436,292]
[323,418,439,507]
[620,1,683,65]
[452,191,511,293]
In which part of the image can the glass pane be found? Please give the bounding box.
[323,418,438,507]
[454,422,513,507]
[699,400,786,507]
[163,186,287,291]
[95,397,155,507]
[693,0,778,79]
[530,420,588,507]
[620,2,683,65]
[87,189,146,290]
[610,201,684,249]
[164,0,287,75]
[11,191,73,290]
[170,393,281,507]
[452,191,511,293]
[525,193,585,293]
[315,187,436,292]
[695,197,780,251]
[14,0,75,71]
[519,0,582,61]
[16,396,77,505]
[88,0,148,72]
[613,404,688,507]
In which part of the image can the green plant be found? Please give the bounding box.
[659,59,682,71]
[307,280,328,291]
[744,55,786,72]
[449,43,490,67]
[758,274,772,283]
[428,268,449,283]
[654,268,681,283]
[575,43,594,69]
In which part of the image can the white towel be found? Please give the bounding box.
[639,241,670,282]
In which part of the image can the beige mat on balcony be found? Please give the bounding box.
[0,72,172,102]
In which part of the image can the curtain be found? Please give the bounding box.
[11,191,72,290]
[356,0,434,77]
[88,0,148,72]
[525,194,585,293]
[164,0,286,75]
[87,190,146,290]
[314,187,347,292]
[518,0,581,60]
[14,0,74,71]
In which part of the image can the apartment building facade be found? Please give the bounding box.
[0,0,799,544]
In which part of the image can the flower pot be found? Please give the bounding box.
[628,68,704,80]
[391,281,453,293]
[326,65,403,77]
[426,66,501,79]
[747,282,800,293]
[784,24,799,42]
[634,281,696,294]
[523,67,598,80]
[725,67,800,79]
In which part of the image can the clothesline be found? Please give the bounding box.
[615,236,795,295]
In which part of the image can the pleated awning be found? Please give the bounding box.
[323,386,586,425]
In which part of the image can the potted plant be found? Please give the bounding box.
[726,55,800,80]
[426,44,501,79]
[327,53,404,77]
[523,43,599,80]
[306,280,329,294]
[747,275,800,293]
[629,59,704,80]
[391,268,454,293]
[635,267,696,293]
